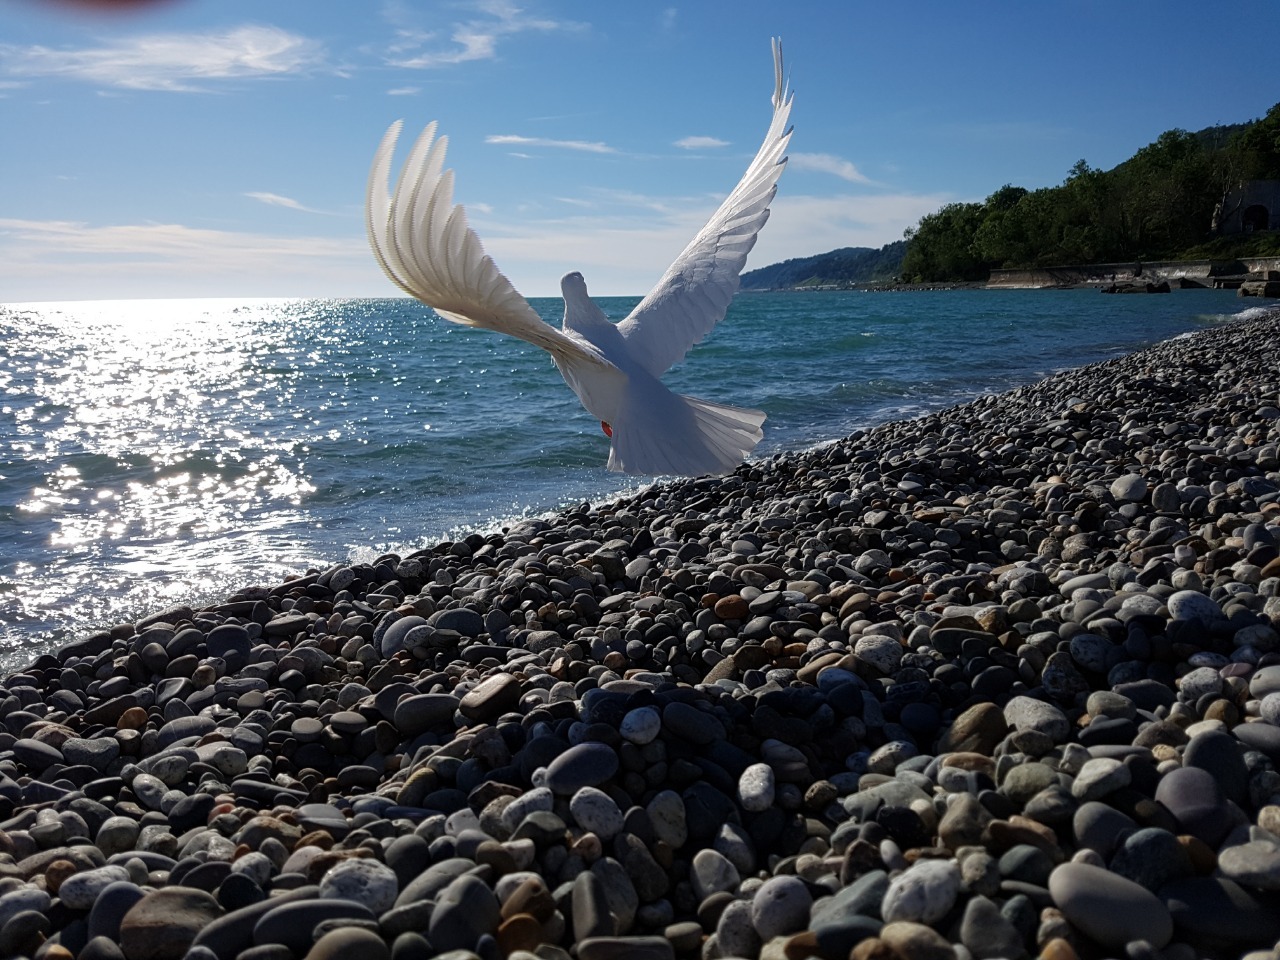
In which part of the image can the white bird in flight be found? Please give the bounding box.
[366,39,793,476]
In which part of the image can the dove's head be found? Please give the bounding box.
[560,271,589,300]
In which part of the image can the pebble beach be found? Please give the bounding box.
[5,308,1280,960]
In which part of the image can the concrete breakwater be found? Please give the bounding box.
[989,257,1280,290]
[3,311,1280,959]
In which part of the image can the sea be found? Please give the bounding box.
[0,288,1261,672]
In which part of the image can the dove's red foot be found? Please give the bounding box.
[601,421,613,438]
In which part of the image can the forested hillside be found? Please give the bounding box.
[740,241,906,290]
[899,102,1280,282]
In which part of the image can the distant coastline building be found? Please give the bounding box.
[1216,180,1280,235]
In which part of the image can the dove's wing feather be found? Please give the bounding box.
[366,121,614,370]
[616,38,794,379]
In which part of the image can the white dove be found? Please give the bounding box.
[366,39,792,476]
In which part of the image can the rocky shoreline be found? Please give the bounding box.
[5,310,1280,960]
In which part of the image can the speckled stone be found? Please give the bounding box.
[318,857,399,913]
[750,875,813,940]
[569,787,624,840]
[1003,696,1070,743]
[738,763,776,813]
[57,865,132,911]
[881,858,960,925]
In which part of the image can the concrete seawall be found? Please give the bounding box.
[987,260,1227,288]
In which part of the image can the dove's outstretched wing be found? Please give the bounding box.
[367,120,616,371]
[615,38,794,379]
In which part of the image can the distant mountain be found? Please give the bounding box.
[740,240,908,290]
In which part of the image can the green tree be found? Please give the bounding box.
[899,102,1279,280]
[900,202,988,281]
[1232,103,1280,180]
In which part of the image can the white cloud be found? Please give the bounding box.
[244,192,327,215]
[0,25,325,92]
[751,192,950,265]
[386,0,587,69]
[790,152,874,184]
[0,217,375,300]
[469,188,950,297]
[387,86,420,96]
[486,134,616,154]
[674,136,729,150]
[0,191,949,301]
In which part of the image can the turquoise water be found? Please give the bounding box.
[0,289,1252,669]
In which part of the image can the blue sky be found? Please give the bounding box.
[2,0,1277,301]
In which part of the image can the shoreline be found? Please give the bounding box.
[5,308,1280,959]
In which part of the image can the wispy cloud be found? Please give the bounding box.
[0,217,370,299]
[674,136,729,150]
[468,187,951,296]
[244,192,328,215]
[486,134,616,154]
[790,152,874,184]
[0,25,325,93]
[386,86,420,96]
[385,0,587,69]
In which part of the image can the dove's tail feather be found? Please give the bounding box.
[606,386,765,477]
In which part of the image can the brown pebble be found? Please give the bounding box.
[850,938,897,960]
[501,876,556,922]
[937,702,1008,754]
[781,930,820,960]
[804,780,838,810]
[1036,908,1075,950]
[43,859,76,895]
[570,832,602,862]
[840,838,881,883]
[1038,937,1080,960]
[292,830,335,851]
[36,947,72,960]
[878,921,957,960]
[474,839,518,876]
[496,913,543,956]
[939,752,996,775]
[714,595,749,620]
[1150,743,1179,762]
[987,816,1063,861]
[118,707,149,730]
[1203,698,1239,725]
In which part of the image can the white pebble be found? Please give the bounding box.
[569,786,624,840]
[619,706,661,744]
[738,762,776,812]
[318,857,399,913]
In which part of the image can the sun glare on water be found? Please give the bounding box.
[0,298,330,661]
